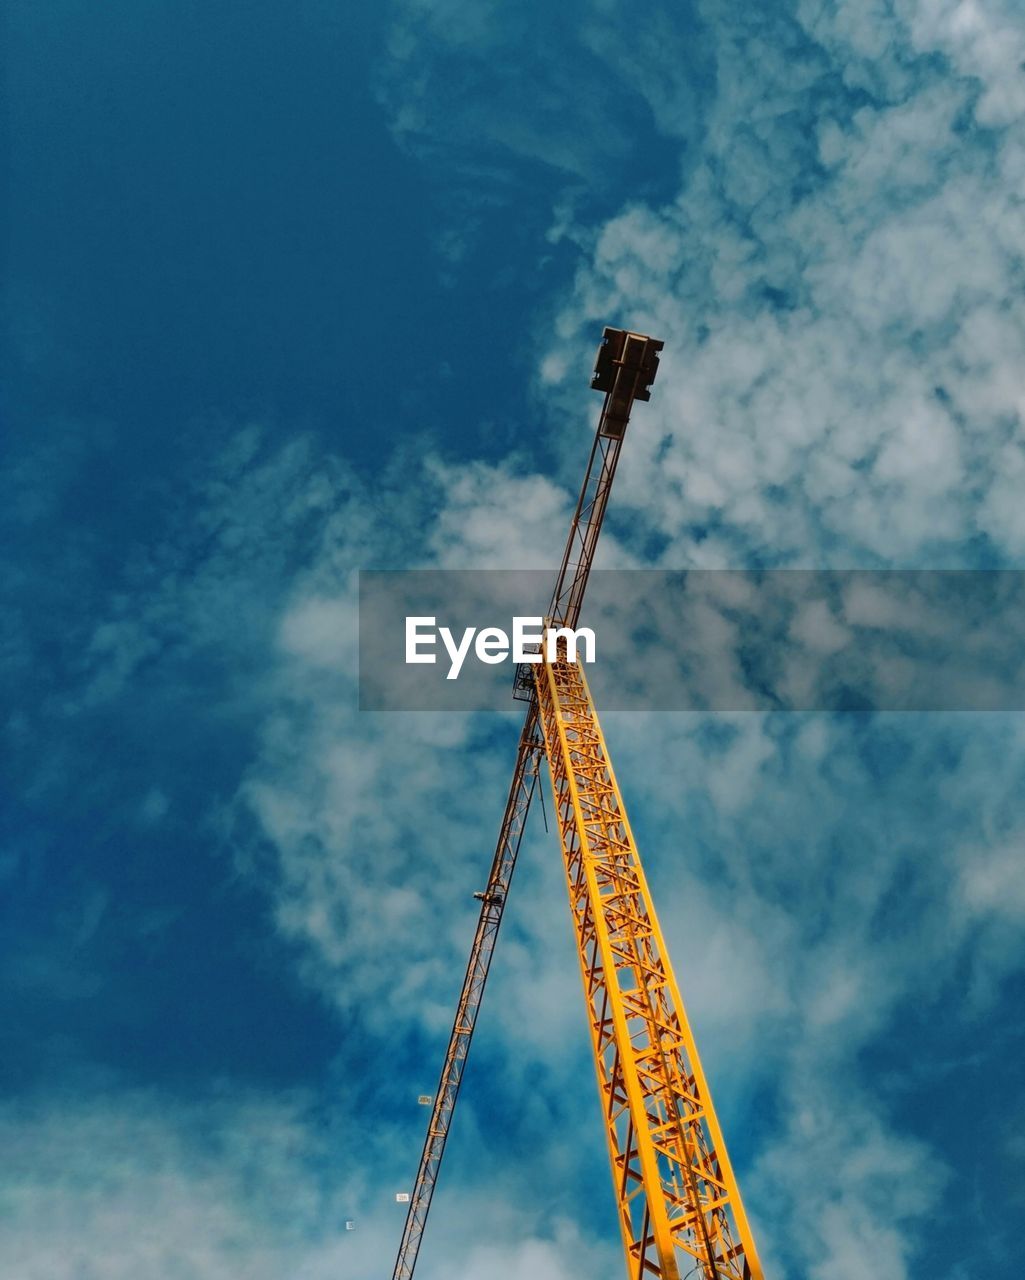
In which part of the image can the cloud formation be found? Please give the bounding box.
[8,4,1025,1279]
[543,0,1025,569]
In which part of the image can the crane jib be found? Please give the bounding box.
[391,329,681,1280]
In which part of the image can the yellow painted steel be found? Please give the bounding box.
[534,649,764,1280]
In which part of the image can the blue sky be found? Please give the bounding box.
[4,1,1025,1277]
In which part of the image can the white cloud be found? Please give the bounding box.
[0,1091,345,1280]
[373,0,706,194]
[753,1071,946,1280]
[958,834,1025,920]
[0,1088,608,1280]
[904,0,1025,127]
[19,6,1025,1278]
[542,1,1025,570]
[426,459,574,568]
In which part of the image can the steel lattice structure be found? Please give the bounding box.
[391,328,763,1280]
[535,652,763,1280]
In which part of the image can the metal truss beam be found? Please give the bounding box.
[392,329,668,1280]
[391,711,540,1280]
[534,652,764,1280]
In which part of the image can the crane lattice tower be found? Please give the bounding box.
[392,329,764,1280]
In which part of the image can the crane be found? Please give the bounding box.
[391,329,764,1280]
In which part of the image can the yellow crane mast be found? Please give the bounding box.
[391,330,763,1280]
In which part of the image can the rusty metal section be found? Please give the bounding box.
[592,328,664,438]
